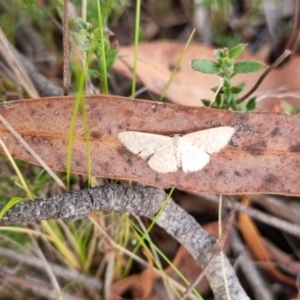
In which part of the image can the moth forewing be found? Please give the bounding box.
[117,131,171,158]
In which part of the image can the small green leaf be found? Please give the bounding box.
[213,49,223,60]
[88,69,100,78]
[201,99,211,107]
[106,48,118,69]
[211,86,224,93]
[246,97,257,110]
[229,97,237,110]
[192,59,219,74]
[73,32,88,46]
[215,93,221,106]
[230,86,243,94]
[228,44,246,59]
[234,61,265,74]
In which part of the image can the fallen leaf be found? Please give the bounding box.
[0,95,300,195]
[113,41,300,110]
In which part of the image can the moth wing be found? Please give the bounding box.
[148,139,178,173]
[180,145,210,173]
[118,131,172,158]
[181,126,235,154]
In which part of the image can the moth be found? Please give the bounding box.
[118,126,235,174]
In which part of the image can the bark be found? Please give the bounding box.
[0,183,250,300]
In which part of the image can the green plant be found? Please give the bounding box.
[70,17,118,84]
[191,43,265,111]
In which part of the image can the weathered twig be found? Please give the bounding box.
[0,266,85,300]
[180,202,236,300]
[201,194,300,237]
[0,183,249,300]
[231,229,273,300]
[0,246,102,290]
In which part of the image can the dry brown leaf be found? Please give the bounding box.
[0,95,300,195]
[110,274,142,300]
[113,41,300,109]
[136,249,156,300]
